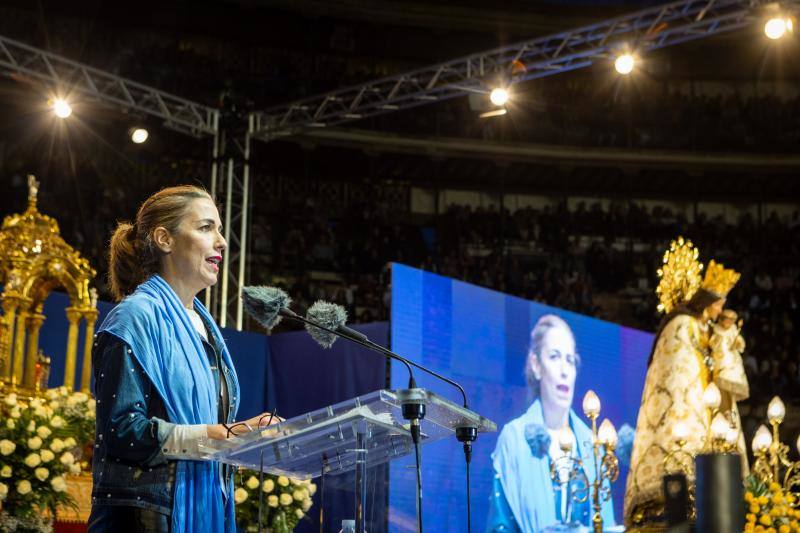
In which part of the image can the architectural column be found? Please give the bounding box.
[12,301,31,385]
[64,307,83,390]
[23,312,46,388]
[0,298,18,380]
[79,308,98,392]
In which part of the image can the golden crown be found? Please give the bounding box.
[701,260,740,297]
[656,237,703,314]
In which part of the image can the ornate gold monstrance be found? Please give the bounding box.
[0,175,98,392]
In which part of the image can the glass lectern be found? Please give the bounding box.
[199,388,496,532]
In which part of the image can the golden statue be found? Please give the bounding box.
[0,175,98,392]
[624,237,743,527]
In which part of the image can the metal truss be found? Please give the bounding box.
[252,0,791,141]
[205,122,252,330]
[0,34,218,137]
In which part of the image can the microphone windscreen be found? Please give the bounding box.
[241,286,291,332]
[305,301,347,348]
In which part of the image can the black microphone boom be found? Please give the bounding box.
[306,300,469,410]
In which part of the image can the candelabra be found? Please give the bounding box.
[751,396,800,493]
[549,390,619,533]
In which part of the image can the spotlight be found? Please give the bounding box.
[51,98,72,119]
[764,17,791,39]
[479,108,507,119]
[130,128,149,144]
[489,87,509,107]
[615,54,635,75]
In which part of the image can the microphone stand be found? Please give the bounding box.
[279,308,425,532]
[283,307,479,533]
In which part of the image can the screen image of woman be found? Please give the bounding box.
[486,314,615,532]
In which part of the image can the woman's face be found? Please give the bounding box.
[706,298,726,321]
[531,326,577,412]
[162,197,226,293]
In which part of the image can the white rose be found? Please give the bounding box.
[16,480,32,495]
[293,489,306,501]
[302,498,312,512]
[10,407,20,418]
[245,476,259,490]
[50,438,65,453]
[50,416,65,429]
[69,463,81,475]
[24,453,41,468]
[49,400,60,410]
[60,451,75,466]
[73,392,88,403]
[64,437,76,448]
[1,465,11,478]
[6,419,15,430]
[279,493,293,506]
[267,495,278,508]
[233,487,248,504]
[50,476,67,492]
[45,389,58,400]
[33,406,47,418]
[0,482,7,500]
[0,440,16,456]
[261,479,274,493]
[277,476,289,487]
[36,426,52,439]
[30,398,42,408]
[65,397,78,408]
[27,437,42,450]
[34,467,49,481]
[4,393,17,406]
[295,509,304,519]
[40,450,55,463]
[26,421,36,433]
[307,482,317,496]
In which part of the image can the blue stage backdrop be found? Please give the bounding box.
[389,263,653,532]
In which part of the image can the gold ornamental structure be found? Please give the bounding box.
[0,175,98,391]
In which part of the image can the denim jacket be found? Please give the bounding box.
[90,327,237,515]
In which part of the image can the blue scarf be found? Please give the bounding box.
[99,274,241,532]
[491,400,615,531]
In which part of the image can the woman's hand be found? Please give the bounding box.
[243,410,284,429]
[206,424,229,440]
[206,411,284,440]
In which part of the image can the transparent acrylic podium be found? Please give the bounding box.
[199,388,496,532]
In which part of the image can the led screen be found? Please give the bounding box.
[389,263,653,532]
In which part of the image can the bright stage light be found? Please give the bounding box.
[130,128,149,144]
[52,98,72,119]
[489,87,509,107]
[615,54,635,75]
[765,17,790,39]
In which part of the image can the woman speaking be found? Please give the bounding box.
[88,185,274,533]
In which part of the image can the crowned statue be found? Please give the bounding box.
[623,237,745,527]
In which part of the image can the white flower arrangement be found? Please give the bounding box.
[0,387,96,525]
[235,470,316,533]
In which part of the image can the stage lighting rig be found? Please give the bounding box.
[615,53,635,75]
[50,98,72,119]
[489,87,509,107]
[130,127,149,144]
[764,16,793,39]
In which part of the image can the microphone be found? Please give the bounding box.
[241,286,292,331]
[304,300,470,410]
[305,301,367,347]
